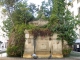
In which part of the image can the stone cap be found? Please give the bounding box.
[29,19,48,26]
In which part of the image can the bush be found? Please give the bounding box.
[63,48,72,57]
[7,46,23,57]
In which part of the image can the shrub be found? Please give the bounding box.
[7,45,23,57]
[63,48,72,57]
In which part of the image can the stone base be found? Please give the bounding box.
[23,53,32,58]
[52,54,63,58]
[36,51,50,58]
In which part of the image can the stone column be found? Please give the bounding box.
[51,34,63,58]
[23,30,34,58]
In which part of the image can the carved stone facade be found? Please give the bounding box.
[23,30,63,58]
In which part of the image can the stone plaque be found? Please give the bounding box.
[25,34,29,38]
[36,41,49,51]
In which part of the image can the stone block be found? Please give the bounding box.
[36,51,50,58]
[23,53,32,58]
[52,54,63,58]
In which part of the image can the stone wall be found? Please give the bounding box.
[35,36,50,58]
[23,30,63,58]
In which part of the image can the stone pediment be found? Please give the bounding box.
[29,19,48,26]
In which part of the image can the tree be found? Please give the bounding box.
[0,0,21,26]
[2,18,13,36]
[28,3,38,16]
[11,2,34,25]
[2,1,34,35]
[0,0,35,57]
[37,0,52,20]
[49,0,78,46]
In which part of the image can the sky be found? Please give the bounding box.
[0,7,8,42]
[69,0,72,1]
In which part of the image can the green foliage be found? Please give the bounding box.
[26,24,36,30]
[41,1,52,17]
[7,23,36,57]
[67,2,71,6]
[2,2,35,36]
[0,0,20,6]
[37,0,52,20]
[48,14,58,27]
[7,46,23,57]
[12,2,34,25]
[14,23,36,35]
[2,18,13,36]
[7,24,25,57]
[63,48,72,57]
[57,10,77,45]
[2,1,36,57]
[52,0,58,14]
[48,0,78,45]
[28,3,37,15]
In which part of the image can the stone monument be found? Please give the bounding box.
[23,30,63,58]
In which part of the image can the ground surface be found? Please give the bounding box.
[70,51,80,57]
[0,57,80,60]
[0,51,80,60]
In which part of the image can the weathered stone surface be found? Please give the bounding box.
[23,31,34,58]
[23,30,63,58]
[36,40,50,51]
[24,30,29,34]
[63,40,69,49]
[51,39,63,58]
[36,51,50,58]
[23,53,32,58]
[52,54,63,58]
[29,19,48,26]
